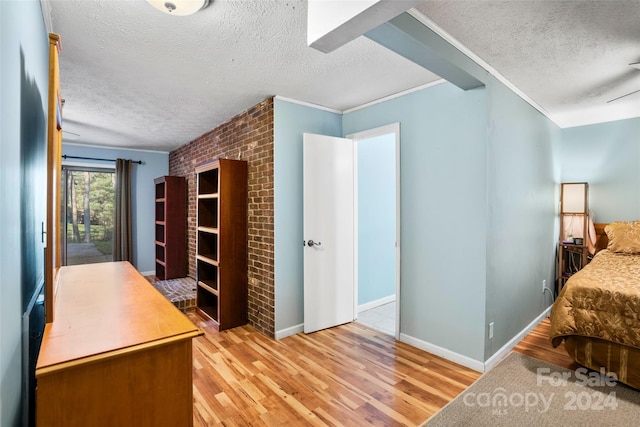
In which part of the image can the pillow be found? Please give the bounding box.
[605,221,640,254]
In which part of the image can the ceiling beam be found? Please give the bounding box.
[365,13,486,91]
[307,0,422,54]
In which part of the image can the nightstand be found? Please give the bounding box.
[558,242,589,292]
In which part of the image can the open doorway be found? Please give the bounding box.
[348,123,400,338]
[61,166,115,265]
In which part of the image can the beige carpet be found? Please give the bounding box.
[425,352,640,426]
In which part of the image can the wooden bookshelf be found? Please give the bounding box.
[195,159,248,330]
[154,176,186,280]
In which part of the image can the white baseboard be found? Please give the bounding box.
[398,306,552,373]
[399,333,484,372]
[139,270,155,277]
[275,323,304,340]
[357,294,396,313]
[483,306,552,372]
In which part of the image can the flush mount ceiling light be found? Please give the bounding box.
[146,0,210,16]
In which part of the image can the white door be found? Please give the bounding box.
[303,133,355,334]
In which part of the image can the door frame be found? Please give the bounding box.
[60,163,115,266]
[347,122,401,339]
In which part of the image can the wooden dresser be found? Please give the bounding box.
[35,262,202,427]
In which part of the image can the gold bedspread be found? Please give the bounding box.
[550,249,640,349]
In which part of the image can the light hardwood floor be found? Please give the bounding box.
[188,313,568,426]
[513,317,577,370]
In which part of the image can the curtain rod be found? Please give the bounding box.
[62,155,143,164]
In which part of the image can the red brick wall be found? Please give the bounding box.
[169,98,274,337]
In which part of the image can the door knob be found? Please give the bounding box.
[307,239,321,247]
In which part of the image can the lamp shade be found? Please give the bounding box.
[561,182,588,214]
[146,0,209,16]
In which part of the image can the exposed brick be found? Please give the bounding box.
[169,97,275,338]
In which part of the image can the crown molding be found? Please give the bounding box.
[40,0,54,33]
[63,142,170,154]
[343,79,446,114]
[406,8,558,128]
[274,96,343,114]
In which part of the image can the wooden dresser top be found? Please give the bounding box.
[36,261,201,374]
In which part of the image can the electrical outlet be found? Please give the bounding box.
[542,279,547,293]
[489,322,494,339]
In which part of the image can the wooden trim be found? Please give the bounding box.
[594,222,609,253]
[45,33,62,323]
[197,280,219,296]
[36,331,202,377]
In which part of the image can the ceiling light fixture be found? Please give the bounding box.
[146,0,210,16]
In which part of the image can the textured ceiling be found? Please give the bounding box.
[46,0,438,151]
[46,0,640,152]
[414,0,640,127]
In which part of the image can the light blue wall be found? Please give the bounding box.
[1,1,49,424]
[62,144,169,273]
[273,99,342,332]
[343,83,488,362]
[560,117,640,222]
[484,78,559,359]
[357,134,396,305]
[341,79,559,363]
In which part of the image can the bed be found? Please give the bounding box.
[549,222,640,390]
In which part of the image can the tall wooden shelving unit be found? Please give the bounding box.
[154,176,187,280]
[195,159,248,330]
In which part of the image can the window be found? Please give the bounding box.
[61,167,115,265]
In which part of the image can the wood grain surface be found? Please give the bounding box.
[36,262,202,426]
[190,316,479,426]
[190,315,570,426]
[37,261,201,371]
